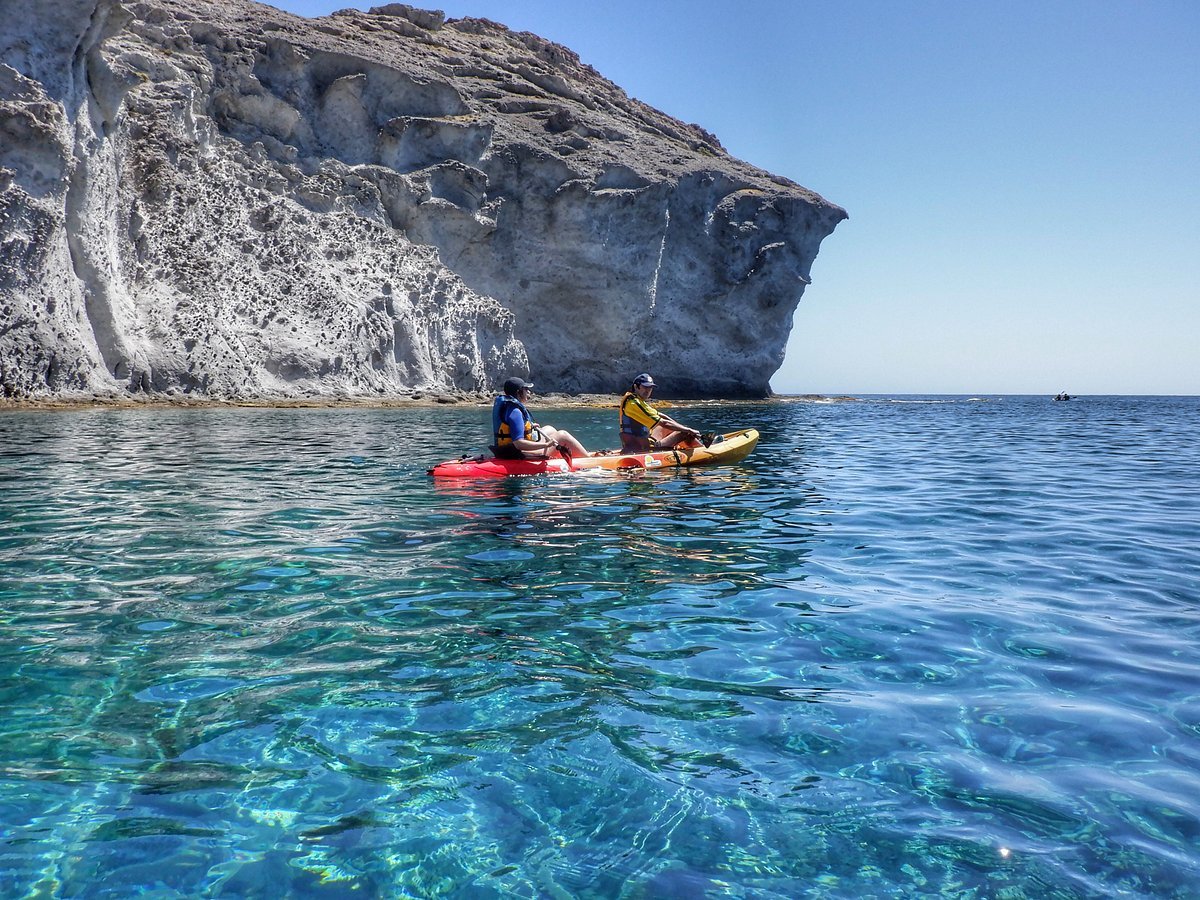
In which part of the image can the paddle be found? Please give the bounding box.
[556,440,574,470]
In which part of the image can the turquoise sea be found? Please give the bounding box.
[1,396,1198,897]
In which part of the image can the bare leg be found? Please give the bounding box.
[651,424,696,450]
[540,425,588,457]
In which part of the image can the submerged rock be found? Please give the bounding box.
[0,0,846,402]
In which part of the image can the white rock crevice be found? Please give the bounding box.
[648,205,669,313]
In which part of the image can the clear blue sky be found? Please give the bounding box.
[267,0,1198,395]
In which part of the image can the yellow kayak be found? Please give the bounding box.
[428,429,760,478]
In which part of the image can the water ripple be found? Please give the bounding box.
[2,397,1198,895]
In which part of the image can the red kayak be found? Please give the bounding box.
[428,429,759,478]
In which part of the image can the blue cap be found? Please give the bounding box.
[633,373,655,387]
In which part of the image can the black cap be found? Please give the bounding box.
[632,373,655,387]
[503,377,534,396]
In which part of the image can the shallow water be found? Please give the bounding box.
[1,396,1198,897]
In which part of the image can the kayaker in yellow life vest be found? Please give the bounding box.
[492,377,590,460]
[618,373,703,453]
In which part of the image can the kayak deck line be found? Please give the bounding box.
[428,429,760,478]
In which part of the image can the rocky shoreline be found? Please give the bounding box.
[0,392,843,412]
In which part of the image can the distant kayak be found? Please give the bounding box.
[429,429,760,478]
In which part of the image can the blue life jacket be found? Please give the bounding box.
[492,394,532,447]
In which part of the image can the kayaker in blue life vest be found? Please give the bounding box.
[492,377,590,460]
[618,373,703,453]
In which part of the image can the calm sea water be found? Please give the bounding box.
[1,396,1198,897]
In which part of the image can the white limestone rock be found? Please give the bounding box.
[0,0,845,401]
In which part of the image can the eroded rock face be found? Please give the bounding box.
[0,0,845,401]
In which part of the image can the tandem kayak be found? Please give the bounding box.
[428,429,759,479]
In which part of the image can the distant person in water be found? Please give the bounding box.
[491,377,589,460]
[618,373,704,453]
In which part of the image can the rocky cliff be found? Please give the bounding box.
[0,0,846,401]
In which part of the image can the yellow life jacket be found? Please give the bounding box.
[619,391,659,438]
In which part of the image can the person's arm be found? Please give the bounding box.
[658,412,701,438]
[508,408,558,455]
[513,435,558,456]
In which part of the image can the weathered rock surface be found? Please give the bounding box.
[0,0,845,401]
